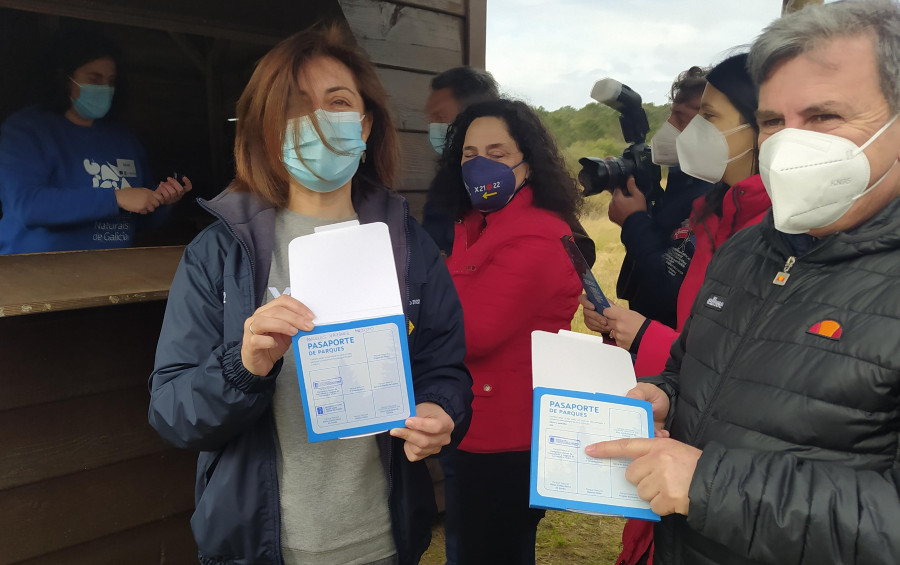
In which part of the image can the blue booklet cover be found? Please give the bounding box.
[530,386,659,521]
[561,235,611,311]
[292,313,415,442]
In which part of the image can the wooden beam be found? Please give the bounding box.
[340,0,465,72]
[466,0,487,68]
[376,67,433,131]
[0,451,195,564]
[0,388,173,491]
[395,131,439,193]
[0,0,281,44]
[0,302,163,412]
[0,0,344,45]
[0,246,183,318]
[16,511,195,565]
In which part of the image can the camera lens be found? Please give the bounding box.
[577,156,633,195]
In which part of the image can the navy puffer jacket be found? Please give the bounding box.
[148,182,472,565]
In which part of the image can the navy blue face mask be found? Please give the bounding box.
[461,156,526,213]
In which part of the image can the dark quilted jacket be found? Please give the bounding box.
[650,198,900,565]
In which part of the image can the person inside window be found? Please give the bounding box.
[0,29,190,254]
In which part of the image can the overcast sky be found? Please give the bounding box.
[485,0,790,109]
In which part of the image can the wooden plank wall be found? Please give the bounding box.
[339,0,481,497]
[0,303,197,564]
[340,0,483,218]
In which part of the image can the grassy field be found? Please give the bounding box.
[421,194,630,565]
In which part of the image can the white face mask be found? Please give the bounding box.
[759,114,900,234]
[676,115,751,183]
[650,120,681,167]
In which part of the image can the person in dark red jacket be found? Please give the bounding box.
[429,99,583,564]
[581,53,769,565]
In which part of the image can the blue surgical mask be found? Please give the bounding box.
[283,109,367,193]
[429,122,449,154]
[69,78,114,120]
[462,156,526,213]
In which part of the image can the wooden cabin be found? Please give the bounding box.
[0,1,485,562]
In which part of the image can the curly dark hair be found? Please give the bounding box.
[431,99,582,226]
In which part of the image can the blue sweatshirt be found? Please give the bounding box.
[0,106,151,254]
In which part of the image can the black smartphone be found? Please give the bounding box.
[561,234,611,311]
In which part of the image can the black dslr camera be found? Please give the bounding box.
[578,79,662,200]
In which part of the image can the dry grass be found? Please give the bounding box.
[419,511,626,565]
[420,198,629,565]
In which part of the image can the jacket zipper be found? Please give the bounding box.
[198,200,285,564]
[689,255,796,445]
[772,256,796,286]
[390,203,410,508]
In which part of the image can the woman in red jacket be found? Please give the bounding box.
[430,99,583,564]
[581,53,772,565]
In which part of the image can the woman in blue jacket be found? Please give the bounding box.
[148,26,473,565]
[0,29,189,254]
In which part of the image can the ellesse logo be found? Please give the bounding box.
[807,319,842,341]
[704,294,725,311]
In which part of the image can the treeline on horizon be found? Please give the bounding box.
[534,101,672,180]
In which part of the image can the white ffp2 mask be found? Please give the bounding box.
[650,120,681,167]
[759,114,899,234]
[676,115,750,184]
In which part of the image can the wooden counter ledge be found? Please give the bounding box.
[0,246,185,317]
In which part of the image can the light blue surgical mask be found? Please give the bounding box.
[283,109,367,193]
[69,78,114,120]
[429,122,449,154]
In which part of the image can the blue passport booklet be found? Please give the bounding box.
[292,314,414,442]
[289,221,415,442]
[530,386,660,521]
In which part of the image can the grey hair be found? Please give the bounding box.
[749,0,900,113]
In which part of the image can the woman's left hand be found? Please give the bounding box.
[579,293,610,335]
[155,175,193,205]
[603,305,647,351]
[390,402,454,462]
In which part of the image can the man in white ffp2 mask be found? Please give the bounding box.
[581,2,900,564]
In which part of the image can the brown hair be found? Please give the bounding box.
[232,25,398,206]
[670,65,708,104]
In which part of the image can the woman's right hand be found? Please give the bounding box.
[241,295,315,377]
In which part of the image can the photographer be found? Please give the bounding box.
[608,67,712,329]
[585,54,768,374]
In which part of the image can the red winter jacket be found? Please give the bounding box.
[446,186,582,453]
[618,174,770,565]
[633,174,771,378]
